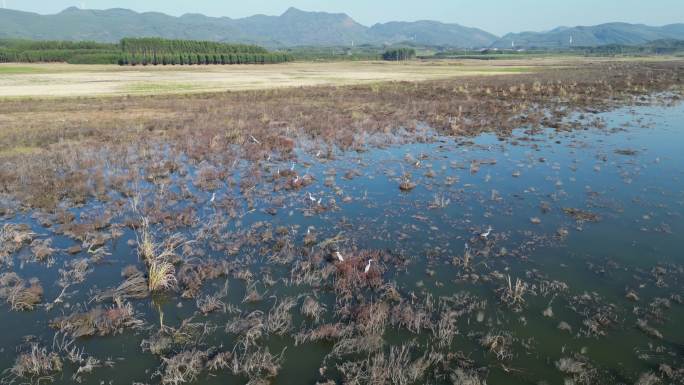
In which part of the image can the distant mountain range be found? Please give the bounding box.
[491,22,684,49]
[0,6,683,49]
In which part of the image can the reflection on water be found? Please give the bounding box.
[1,102,683,385]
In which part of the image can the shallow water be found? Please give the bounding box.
[1,102,683,384]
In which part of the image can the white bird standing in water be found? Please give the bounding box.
[480,226,493,239]
[335,251,344,262]
[290,162,296,171]
[210,192,216,203]
[364,259,373,274]
[308,192,316,202]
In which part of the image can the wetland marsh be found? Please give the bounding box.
[0,60,683,385]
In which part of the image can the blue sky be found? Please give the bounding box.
[2,0,682,35]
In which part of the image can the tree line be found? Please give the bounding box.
[382,48,416,61]
[119,52,292,66]
[0,38,291,65]
[120,38,268,55]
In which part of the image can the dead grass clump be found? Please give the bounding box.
[562,208,601,222]
[356,301,390,336]
[434,310,459,348]
[390,302,432,334]
[337,343,436,385]
[555,356,597,385]
[497,275,527,311]
[635,372,660,385]
[232,347,284,383]
[8,344,63,382]
[0,272,43,311]
[30,238,55,262]
[193,163,225,191]
[333,250,386,300]
[148,257,177,293]
[0,224,35,265]
[330,334,384,357]
[177,261,230,298]
[370,344,435,385]
[399,178,417,191]
[136,217,156,260]
[450,368,484,385]
[300,295,326,323]
[206,351,233,371]
[158,349,208,385]
[225,311,265,349]
[636,319,663,340]
[196,294,226,315]
[266,297,296,336]
[295,323,351,345]
[95,266,149,302]
[480,332,513,361]
[142,320,206,356]
[50,300,142,337]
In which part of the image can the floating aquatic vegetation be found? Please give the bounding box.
[50,299,143,337]
[555,356,597,385]
[497,276,528,311]
[5,344,62,383]
[0,223,35,265]
[636,319,663,340]
[177,260,230,298]
[449,368,485,385]
[196,294,226,315]
[94,266,149,302]
[158,349,208,385]
[231,347,284,384]
[29,238,55,263]
[295,323,352,346]
[0,272,43,311]
[226,311,266,349]
[142,320,208,356]
[480,332,514,361]
[562,208,601,222]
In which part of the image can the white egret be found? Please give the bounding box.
[335,251,344,262]
[210,193,216,203]
[480,226,493,239]
[364,259,373,274]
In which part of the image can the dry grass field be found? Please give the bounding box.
[0,59,550,98]
[1,57,677,99]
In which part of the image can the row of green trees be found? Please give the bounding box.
[0,49,121,63]
[382,48,416,61]
[120,38,268,55]
[0,39,117,51]
[0,38,289,65]
[118,52,292,65]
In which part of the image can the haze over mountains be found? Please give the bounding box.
[0,6,683,49]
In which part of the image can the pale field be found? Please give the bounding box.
[0,56,678,99]
[0,60,543,98]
